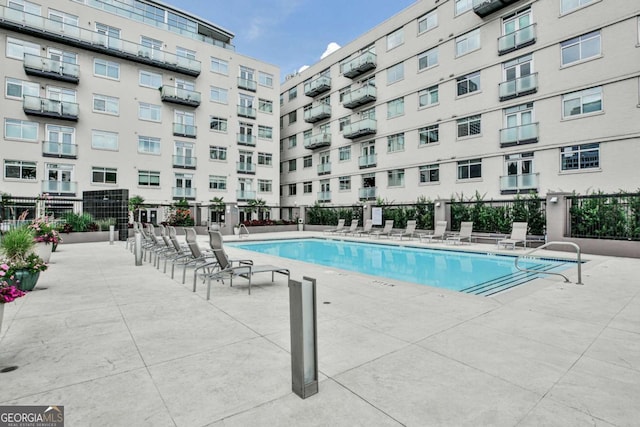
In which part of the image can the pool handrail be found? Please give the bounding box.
[514,241,582,285]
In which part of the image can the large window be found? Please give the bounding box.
[418,47,438,71]
[94,58,120,80]
[387,133,405,153]
[562,87,602,118]
[258,125,273,139]
[561,30,601,66]
[288,87,297,101]
[259,72,274,87]
[138,170,160,187]
[387,169,405,187]
[209,116,227,132]
[418,10,438,33]
[561,0,596,14]
[92,130,118,151]
[210,57,228,75]
[210,86,228,104]
[6,37,40,60]
[93,94,119,115]
[139,70,162,88]
[138,103,161,122]
[6,78,39,99]
[209,175,226,190]
[457,115,481,138]
[209,146,227,161]
[288,183,297,196]
[339,146,351,161]
[387,97,404,118]
[457,159,482,180]
[4,118,38,141]
[303,182,313,194]
[258,179,272,193]
[339,176,351,190]
[4,160,36,180]
[303,156,312,168]
[138,136,160,154]
[456,29,480,57]
[288,111,297,125]
[457,71,480,96]
[49,9,78,28]
[387,28,404,50]
[288,135,297,148]
[387,62,404,84]
[288,159,297,172]
[259,98,273,113]
[455,0,473,15]
[92,167,117,184]
[561,143,599,170]
[7,0,41,15]
[419,86,439,107]
[420,164,440,183]
[419,125,439,145]
[258,152,272,165]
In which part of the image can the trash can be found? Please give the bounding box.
[297,218,304,232]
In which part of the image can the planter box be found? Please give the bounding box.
[59,231,110,244]
[242,225,298,234]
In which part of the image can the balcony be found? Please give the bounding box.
[173,123,197,138]
[23,95,78,121]
[499,123,539,147]
[344,119,377,139]
[317,162,331,175]
[42,180,77,196]
[237,105,257,119]
[304,133,331,150]
[172,155,197,169]
[237,77,257,92]
[237,134,256,146]
[237,162,256,174]
[473,0,520,18]
[160,85,201,107]
[42,141,77,159]
[358,154,377,169]
[317,191,331,203]
[342,52,377,79]
[498,24,536,55]
[359,187,377,200]
[237,190,256,201]
[304,76,331,97]
[499,173,539,194]
[342,85,377,109]
[303,104,331,123]
[0,5,201,76]
[172,187,196,199]
[499,73,538,101]
[23,53,79,83]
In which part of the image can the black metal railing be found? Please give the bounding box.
[567,192,640,241]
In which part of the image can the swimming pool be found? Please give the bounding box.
[229,238,574,296]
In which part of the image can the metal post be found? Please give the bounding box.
[289,276,319,399]
[109,225,115,245]
[134,231,143,266]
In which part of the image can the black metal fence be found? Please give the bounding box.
[449,197,546,235]
[305,205,364,226]
[567,192,640,241]
[0,195,81,221]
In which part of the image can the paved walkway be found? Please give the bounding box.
[1,232,639,426]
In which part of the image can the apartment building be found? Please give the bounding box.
[279,0,640,207]
[0,0,280,223]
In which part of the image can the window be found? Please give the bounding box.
[209,146,227,161]
[339,116,351,132]
[258,125,273,139]
[210,57,228,75]
[419,125,439,145]
[209,175,227,190]
[209,116,227,132]
[388,169,405,187]
[457,115,482,138]
[48,9,78,28]
[176,47,196,60]
[420,164,440,183]
[138,136,160,154]
[303,182,313,193]
[210,86,228,104]
[458,159,482,179]
[561,143,599,170]
[7,0,41,15]
[6,37,40,60]
[561,31,601,66]
[258,179,272,193]
[387,97,404,118]
[339,176,351,190]
[288,135,297,148]
[562,87,602,118]
[258,152,272,165]
[92,167,117,184]
[259,72,274,87]
[138,170,160,187]
[140,36,162,55]
[288,111,297,124]
[259,98,273,113]
[138,103,161,122]
[418,10,438,33]
[419,86,439,107]
[4,118,38,141]
[47,86,76,103]
[455,0,473,15]
[5,78,39,99]
[456,29,480,57]
[303,156,312,168]
[288,183,297,196]
[4,160,36,180]
[457,71,481,96]
[418,47,438,71]
[387,133,405,152]
[92,130,118,150]
[288,87,297,101]
[387,62,404,84]
[339,146,351,161]
[93,94,119,115]
[139,70,162,88]
[94,58,120,80]
[561,0,595,14]
[387,28,404,50]
[288,159,297,172]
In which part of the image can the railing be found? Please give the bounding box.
[236,162,256,174]
[173,123,197,138]
[304,133,331,149]
[237,77,257,92]
[23,53,80,82]
[515,241,582,285]
[23,95,79,120]
[237,105,256,119]
[473,0,520,17]
[358,154,377,168]
[172,155,197,169]
[172,187,196,199]
[317,163,331,175]
[42,180,77,194]
[344,119,377,139]
[359,187,377,200]
[342,51,377,78]
[303,104,331,123]
[567,192,640,241]
[498,24,536,54]
[342,85,377,109]
[237,223,250,238]
[304,76,331,97]
[236,190,256,200]
[160,86,201,106]
[317,191,331,202]
[499,73,538,101]
[499,173,539,193]
[237,134,256,146]
[42,141,78,158]
[499,123,539,146]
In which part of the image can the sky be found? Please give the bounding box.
[169,0,417,79]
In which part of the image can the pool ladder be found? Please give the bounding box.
[515,241,583,285]
[238,223,250,239]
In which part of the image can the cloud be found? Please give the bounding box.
[298,65,310,73]
[320,42,341,59]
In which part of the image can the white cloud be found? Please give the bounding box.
[320,42,341,59]
[298,65,310,73]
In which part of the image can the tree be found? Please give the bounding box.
[128,195,145,222]
[209,196,225,224]
[248,198,267,221]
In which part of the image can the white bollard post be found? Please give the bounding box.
[134,231,143,266]
[109,225,115,245]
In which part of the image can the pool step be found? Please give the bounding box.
[462,263,564,296]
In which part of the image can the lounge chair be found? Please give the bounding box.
[419,221,447,243]
[170,228,215,283]
[335,219,359,236]
[205,231,290,298]
[446,221,474,245]
[391,220,417,240]
[498,222,528,249]
[324,219,345,235]
[371,220,394,239]
[352,219,373,237]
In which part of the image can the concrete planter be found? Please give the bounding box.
[243,225,298,234]
[58,231,110,244]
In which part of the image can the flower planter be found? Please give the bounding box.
[34,242,53,263]
[6,270,41,292]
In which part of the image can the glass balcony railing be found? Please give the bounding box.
[342,51,377,78]
[236,162,256,174]
[160,85,201,107]
[317,191,331,202]
[237,77,257,92]
[358,154,377,169]
[498,24,536,55]
[304,76,331,97]
[237,105,256,119]
[317,163,331,175]
[42,180,77,195]
[358,187,377,200]
[499,173,539,193]
[236,190,256,201]
[23,95,78,121]
[23,53,79,83]
[344,119,377,139]
[303,104,331,123]
[237,134,256,146]
[172,187,196,199]
[172,123,197,138]
[172,155,197,169]
[499,123,539,147]
[42,141,78,158]
[304,133,331,150]
[499,73,538,101]
[342,85,377,109]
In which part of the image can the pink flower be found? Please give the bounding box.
[1,264,8,271]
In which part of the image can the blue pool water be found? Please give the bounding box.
[229,238,574,296]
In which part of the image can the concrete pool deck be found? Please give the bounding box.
[0,231,638,426]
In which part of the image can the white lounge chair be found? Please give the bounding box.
[352,219,373,237]
[391,220,417,240]
[324,219,345,235]
[371,220,394,239]
[419,221,447,243]
[498,222,528,249]
[335,219,359,236]
[446,221,474,245]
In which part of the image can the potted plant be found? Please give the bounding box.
[0,226,48,291]
[29,217,62,259]
[0,262,27,331]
